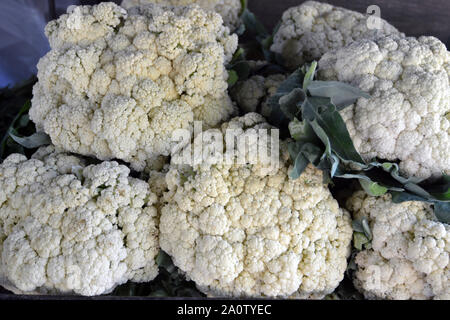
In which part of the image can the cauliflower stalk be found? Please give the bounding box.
[0,146,159,296]
[120,0,243,30]
[159,113,353,298]
[271,1,402,69]
[319,34,450,179]
[346,191,449,300]
[30,2,238,171]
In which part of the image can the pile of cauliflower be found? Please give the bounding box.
[0,0,448,300]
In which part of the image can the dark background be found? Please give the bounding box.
[102,0,450,45]
[249,0,450,45]
[1,0,449,88]
[0,0,449,299]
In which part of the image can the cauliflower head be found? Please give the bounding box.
[271,1,402,69]
[230,73,286,116]
[0,146,159,296]
[319,34,450,179]
[346,191,449,300]
[159,113,353,298]
[120,0,242,30]
[30,2,238,171]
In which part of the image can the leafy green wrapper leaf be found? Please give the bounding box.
[227,70,239,87]
[352,218,372,242]
[270,67,305,100]
[353,232,370,251]
[239,0,248,14]
[232,61,251,82]
[359,179,388,197]
[289,150,310,180]
[279,88,304,120]
[288,141,322,179]
[269,62,450,223]
[17,114,30,128]
[307,81,371,109]
[231,47,245,62]
[431,190,450,201]
[391,190,427,203]
[362,219,372,240]
[353,217,372,250]
[391,191,450,224]
[434,202,450,224]
[427,174,450,201]
[288,117,317,142]
[352,219,364,233]
[268,68,305,130]
[302,61,317,90]
[9,131,51,149]
[155,250,176,274]
[226,47,252,85]
[226,45,286,89]
[371,161,423,185]
[1,100,39,159]
[302,97,365,164]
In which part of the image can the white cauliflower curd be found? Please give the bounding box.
[30,2,238,171]
[346,191,449,300]
[271,1,402,69]
[120,0,242,30]
[0,146,159,296]
[230,73,286,116]
[159,113,353,298]
[319,34,450,179]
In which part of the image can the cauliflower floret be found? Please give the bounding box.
[319,34,450,179]
[230,73,286,116]
[121,0,242,30]
[271,1,402,69]
[0,146,159,296]
[159,113,353,298]
[30,2,238,172]
[346,191,450,300]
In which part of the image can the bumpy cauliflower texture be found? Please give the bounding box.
[271,1,402,69]
[346,191,449,300]
[159,113,353,298]
[30,2,238,171]
[230,73,286,116]
[319,34,450,179]
[0,146,159,296]
[120,0,242,30]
